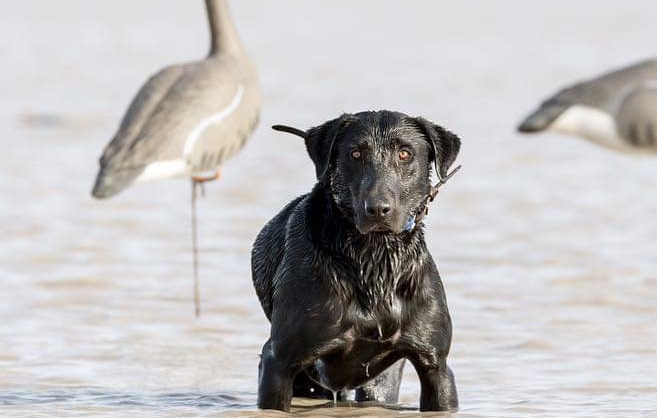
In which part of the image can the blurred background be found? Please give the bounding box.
[1,1,656,417]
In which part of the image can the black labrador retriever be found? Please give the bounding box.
[251,110,461,412]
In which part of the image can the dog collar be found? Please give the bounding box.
[403,165,462,232]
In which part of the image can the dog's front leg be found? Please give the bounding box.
[257,339,299,411]
[412,357,458,412]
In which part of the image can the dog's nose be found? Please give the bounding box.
[364,200,392,219]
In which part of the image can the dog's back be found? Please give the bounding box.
[251,195,306,320]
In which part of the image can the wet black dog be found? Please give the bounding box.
[251,110,461,412]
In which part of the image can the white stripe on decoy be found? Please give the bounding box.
[182,84,244,158]
[517,59,657,154]
[91,0,260,316]
[134,84,245,183]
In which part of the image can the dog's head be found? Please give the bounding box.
[274,110,461,235]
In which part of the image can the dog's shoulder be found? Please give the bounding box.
[252,193,309,320]
[254,195,307,248]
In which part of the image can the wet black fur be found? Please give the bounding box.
[251,110,461,412]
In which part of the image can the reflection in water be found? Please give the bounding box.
[0,390,252,408]
[0,391,456,417]
[2,0,657,417]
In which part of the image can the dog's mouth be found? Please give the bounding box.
[354,217,405,235]
[364,224,390,233]
[353,205,423,235]
[370,225,389,232]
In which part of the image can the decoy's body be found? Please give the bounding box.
[518,59,657,154]
[92,0,260,198]
[91,0,259,316]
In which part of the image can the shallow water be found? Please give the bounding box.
[2,1,657,417]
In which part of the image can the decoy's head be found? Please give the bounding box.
[273,110,461,235]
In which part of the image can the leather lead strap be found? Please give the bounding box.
[414,165,462,225]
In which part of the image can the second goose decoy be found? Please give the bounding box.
[92,0,260,316]
[517,59,657,154]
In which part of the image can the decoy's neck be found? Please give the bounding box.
[205,0,243,56]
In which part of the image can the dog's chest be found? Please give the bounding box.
[332,238,421,341]
[341,237,419,308]
[346,297,403,342]
[312,307,404,391]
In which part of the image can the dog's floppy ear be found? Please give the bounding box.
[273,114,353,180]
[412,117,461,180]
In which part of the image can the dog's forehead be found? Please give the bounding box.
[343,113,424,147]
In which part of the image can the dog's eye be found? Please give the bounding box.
[351,150,362,160]
[399,150,412,161]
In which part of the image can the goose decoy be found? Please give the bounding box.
[91,0,260,316]
[517,59,657,153]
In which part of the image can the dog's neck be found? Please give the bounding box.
[309,184,428,310]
